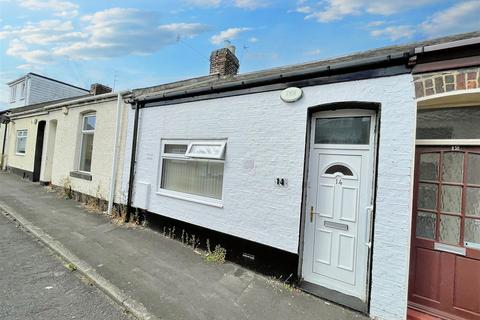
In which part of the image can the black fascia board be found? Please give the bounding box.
[138,52,410,108]
[415,43,480,65]
[140,52,410,109]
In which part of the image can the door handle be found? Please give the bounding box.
[310,206,321,223]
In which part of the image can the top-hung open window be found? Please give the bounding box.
[185,141,226,159]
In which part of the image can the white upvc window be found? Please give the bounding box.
[185,141,226,159]
[78,114,96,173]
[19,81,26,99]
[10,85,16,102]
[159,139,226,206]
[16,130,27,154]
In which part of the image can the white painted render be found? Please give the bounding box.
[5,95,129,204]
[123,74,416,319]
[5,116,39,171]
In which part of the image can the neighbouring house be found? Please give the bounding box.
[1,73,90,169]
[1,83,131,213]
[407,44,480,320]
[121,31,480,320]
[7,73,89,108]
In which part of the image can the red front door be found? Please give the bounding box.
[409,148,480,320]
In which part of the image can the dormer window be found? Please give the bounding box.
[20,81,26,99]
[10,85,16,103]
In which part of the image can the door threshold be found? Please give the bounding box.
[408,308,443,320]
[408,303,466,320]
[300,280,368,313]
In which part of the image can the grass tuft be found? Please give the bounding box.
[204,244,227,264]
[64,262,77,272]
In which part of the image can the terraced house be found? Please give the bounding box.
[1,80,130,214]
[1,31,479,320]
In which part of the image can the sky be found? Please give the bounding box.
[0,0,479,109]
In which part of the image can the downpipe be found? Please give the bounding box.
[126,102,141,222]
[107,90,131,216]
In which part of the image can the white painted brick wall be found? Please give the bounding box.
[122,74,416,320]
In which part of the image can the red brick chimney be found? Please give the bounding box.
[90,83,112,95]
[209,44,239,76]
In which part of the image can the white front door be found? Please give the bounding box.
[302,110,376,304]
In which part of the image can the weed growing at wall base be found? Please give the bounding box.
[58,177,73,199]
[205,244,227,264]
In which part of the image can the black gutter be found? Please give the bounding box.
[136,52,410,105]
[126,102,141,222]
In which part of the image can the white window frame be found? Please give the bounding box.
[15,129,27,155]
[77,113,96,173]
[19,81,26,100]
[185,140,227,159]
[157,139,227,207]
[10,85,16,103]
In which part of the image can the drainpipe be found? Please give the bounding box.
[126,101,141,222]
[1,120,8,169]
[107,90,131,215]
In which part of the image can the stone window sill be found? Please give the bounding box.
[70,171,92,181]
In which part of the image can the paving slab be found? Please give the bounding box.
[0,172,368,320]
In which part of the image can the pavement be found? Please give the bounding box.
[0,171,368,320]
[0,213,133,320]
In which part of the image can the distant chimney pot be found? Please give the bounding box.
[209,45,239,77]
[90,83,112,95]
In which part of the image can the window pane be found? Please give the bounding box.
[16,137,26,153]
[419,153,439,181]
[83,115,96,131]
[441,185,462,213]
[439,214,461,245]
[164,144,187,154]
[416,211,436,239]
[416,106,480,140]
[79,134,94,172]
[314,116,371,144]
[161,159,224,199]
[325,165,353,176]
[187,143,225,159]
[466,187,480,217]
[442,152,464,183]
[418,183,438,210]
[467,153,480,185]
[464,218,480,248]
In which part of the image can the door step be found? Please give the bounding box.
[408,308,443,320]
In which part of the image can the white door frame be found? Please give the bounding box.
[300,108,378,311]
